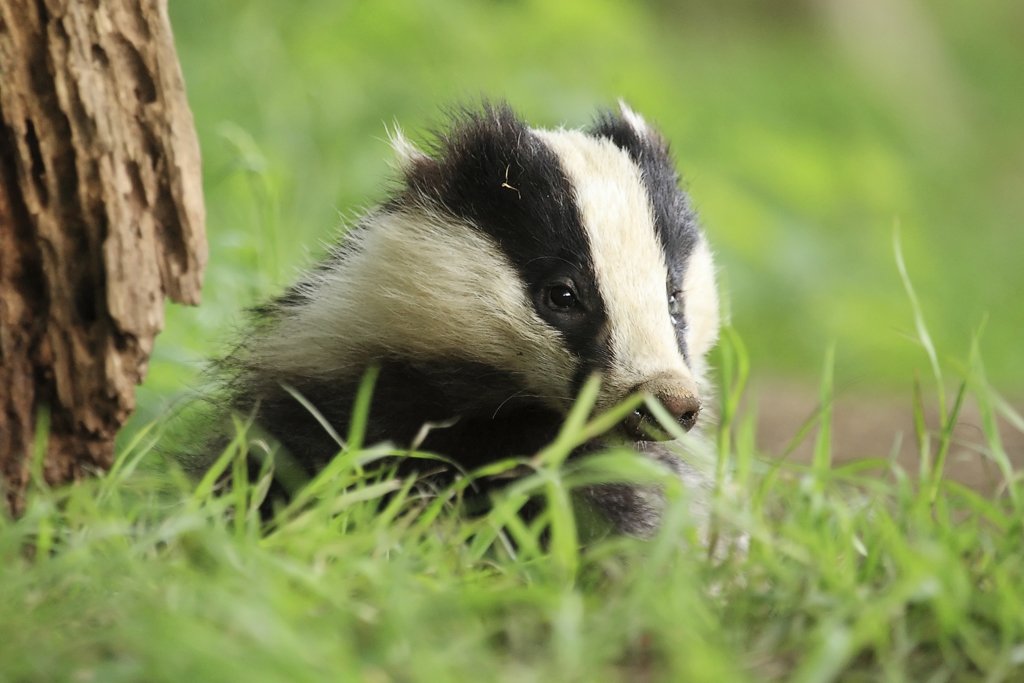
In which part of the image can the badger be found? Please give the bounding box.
[212,102,720,536]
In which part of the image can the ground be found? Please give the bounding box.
[753,380,1024,493]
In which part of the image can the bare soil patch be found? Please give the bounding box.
[748,378,1024,493]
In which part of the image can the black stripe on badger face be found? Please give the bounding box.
[399,103,613,390]
[589,107,700,360]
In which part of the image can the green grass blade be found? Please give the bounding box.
[929,380,967,504]
[894,227,946,422]
[812,343,836,475]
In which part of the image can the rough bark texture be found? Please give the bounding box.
[0,0,205,515]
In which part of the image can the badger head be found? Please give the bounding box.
[239,102,719,533]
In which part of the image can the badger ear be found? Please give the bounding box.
[617,99,651,138]
[386,123,431,171]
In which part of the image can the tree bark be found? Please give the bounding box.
[0,0,205,515]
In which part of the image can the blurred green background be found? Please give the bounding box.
[136,0,1023,427]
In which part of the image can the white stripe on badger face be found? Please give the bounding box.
[681,236,719,389]
[252,209,579,410]
[533,129,696,408]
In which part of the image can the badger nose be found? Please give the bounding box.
[623,377,701,441]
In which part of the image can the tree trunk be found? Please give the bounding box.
[0,0,205,516]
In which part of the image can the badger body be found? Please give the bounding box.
[219,103,720,535]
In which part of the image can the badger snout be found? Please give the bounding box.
[622,375,701,441]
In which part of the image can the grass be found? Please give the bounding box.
[3,323,1022,682]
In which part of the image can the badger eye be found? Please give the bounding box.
[546,284,578,310]
[668,290,683,324]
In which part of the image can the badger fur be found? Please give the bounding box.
[213,102,720,536]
